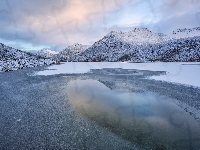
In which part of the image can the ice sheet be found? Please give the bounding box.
[35,62,200,87]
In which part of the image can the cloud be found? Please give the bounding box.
[0,0,200,51]
[154,0,200,32]
[0,0,130,50]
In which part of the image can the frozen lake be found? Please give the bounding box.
[66,79,200,149]
[33,62,200,149]
[36,62,200,88]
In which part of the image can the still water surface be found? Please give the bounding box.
[66,79,200,149]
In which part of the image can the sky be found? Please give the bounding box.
[0,0,200,52]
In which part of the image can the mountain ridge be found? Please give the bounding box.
[1,26,200,72]
[56,27,200,62]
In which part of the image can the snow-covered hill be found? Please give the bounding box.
[1,27,199,70]
[37,49,59,58]
[56,43,90,61]
[68,27,200,62]
[104,28,169,45]
[171,27,200,39]
[0,43,59,72]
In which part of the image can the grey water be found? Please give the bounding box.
[66,79,200,150]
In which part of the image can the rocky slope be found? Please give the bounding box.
[0,43,59,72]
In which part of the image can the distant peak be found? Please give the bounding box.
[171,27,200,39]
[131,28,149,32]
[134,27,147,30]
[73,43,79,45]
[109,31,121,34]
[107,28,152,37]
[38,49,58,54]
[173,27,200,33]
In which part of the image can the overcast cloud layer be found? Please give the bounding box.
[0,0,200,51]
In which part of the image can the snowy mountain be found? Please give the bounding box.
[153,37,200,62]
[170,27,200,39]
[56,43,90,61]
[1,27,199,71]
[103,28,169,45]
[67,27,200,62]
[37,49,59,58]
[0,43,59,72]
